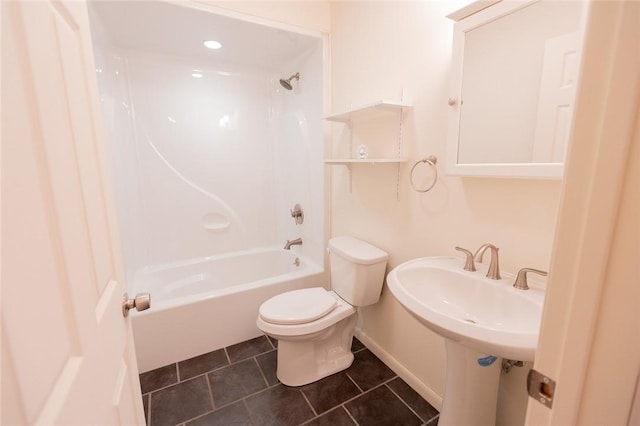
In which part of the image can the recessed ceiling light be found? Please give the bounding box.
[192,70,204,78]
[204,40,222,50]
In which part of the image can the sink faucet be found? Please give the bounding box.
[284,238,302,250]
[474,243,501,280]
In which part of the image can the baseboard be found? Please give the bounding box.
[354,328,443,411]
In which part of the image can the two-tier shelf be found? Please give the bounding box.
[325,99,412,198]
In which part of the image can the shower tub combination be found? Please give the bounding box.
[88,2,326,372]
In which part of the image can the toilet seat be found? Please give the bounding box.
[257,288,356,338]
[259,287,337,325]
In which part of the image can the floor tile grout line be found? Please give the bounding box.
[385,381,430,423]
[425,413,440,425]
[266,334,276,350]
[143,339,276,393]
[345,372,364,393]
[329,378,409,426]
[242,399,257,426]
[226,335,273,364]
[298,405,358,426]
[299,388,319,417]
[183,409,215,425]
[159,349,275,391]
[303,375,399,420]
[188,407,219,421]
[252,356,271,388]
[141,338,434,426]
[142,372,199,395]
[211,373,378,423]
[146,393,152,426]
[145,376,428,426]
[209,380,279,413]
[144,337,291,385]
[205,370,216,412]
[145,375,215,426]
[343,404,360,426]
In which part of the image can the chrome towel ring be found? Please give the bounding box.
[410,155,438,193]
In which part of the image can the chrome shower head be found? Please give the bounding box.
[279,72,299,90]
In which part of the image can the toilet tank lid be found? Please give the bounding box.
[329,236,388,265]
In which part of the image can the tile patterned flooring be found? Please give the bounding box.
[140,336,440,426]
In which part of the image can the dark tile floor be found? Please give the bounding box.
[140,336,440,426]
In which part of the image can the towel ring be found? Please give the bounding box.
[410,155,438,193]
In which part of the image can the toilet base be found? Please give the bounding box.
[274,313,358,387]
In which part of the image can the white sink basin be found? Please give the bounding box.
[387,256,545,361]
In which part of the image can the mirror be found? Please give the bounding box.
[446,0,585,178]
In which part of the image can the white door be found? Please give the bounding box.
[525,2,640,425]
[1,1,145,424]
[531,32,579,163]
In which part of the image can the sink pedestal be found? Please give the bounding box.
[440,339,501,426]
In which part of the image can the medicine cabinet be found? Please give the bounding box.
[446,0,585,179]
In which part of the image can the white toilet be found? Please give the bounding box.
[256,236,388,386]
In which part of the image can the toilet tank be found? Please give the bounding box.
[328,236,389,306]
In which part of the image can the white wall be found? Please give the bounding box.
[330,2,562,425]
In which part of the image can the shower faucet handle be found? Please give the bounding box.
[290,204,304,225]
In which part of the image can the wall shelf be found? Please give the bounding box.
[325,100,412,123]
[326,97,411,199]
[325,158,408,165]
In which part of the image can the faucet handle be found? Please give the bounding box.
[455,246,476,272]
[513,268,548,290]
[290,204,304,225]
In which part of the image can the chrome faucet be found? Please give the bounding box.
[284,238,302,250]
[474,243,501,280]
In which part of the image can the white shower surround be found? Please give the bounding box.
[89,2,326,370]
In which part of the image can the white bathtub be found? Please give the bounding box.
[130,247,325,373]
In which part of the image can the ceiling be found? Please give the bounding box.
[88,1,321,71]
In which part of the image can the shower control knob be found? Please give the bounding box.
[122,292,151,317]
[290,204,304,225]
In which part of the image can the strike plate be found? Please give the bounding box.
[527,369,556,409]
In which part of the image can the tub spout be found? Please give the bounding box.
[284,238,302,250]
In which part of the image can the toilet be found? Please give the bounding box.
[256,236,388,386]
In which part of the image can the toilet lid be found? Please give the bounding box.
[259,288,337,325]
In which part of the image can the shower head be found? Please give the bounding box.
[279,72,300,90]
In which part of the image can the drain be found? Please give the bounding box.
[464,319,477,324]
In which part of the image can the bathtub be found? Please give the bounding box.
[130,247,325,373]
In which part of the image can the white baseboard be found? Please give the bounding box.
[354,328,443,411]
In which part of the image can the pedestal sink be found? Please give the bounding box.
[387,256,545,426]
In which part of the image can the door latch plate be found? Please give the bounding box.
[527,368,556,409]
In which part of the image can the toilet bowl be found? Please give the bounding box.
[257,236,388,386]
